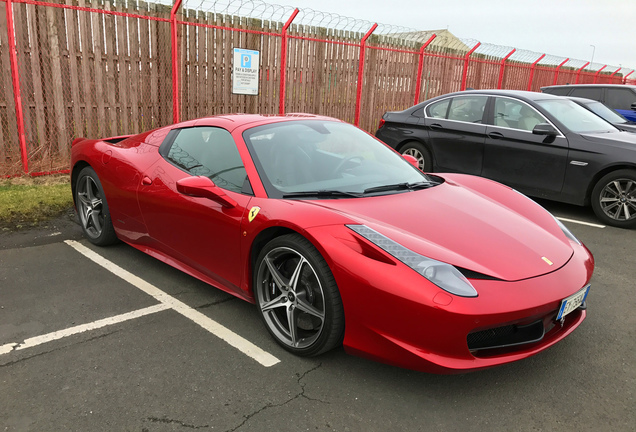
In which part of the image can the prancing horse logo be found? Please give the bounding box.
[248,206,261,222]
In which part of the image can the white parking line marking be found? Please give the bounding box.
[0,304,170,355]
[556,217,605,229]
[64,240,280,367]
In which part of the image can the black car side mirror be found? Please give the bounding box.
[532,123,558,137]
[630,102,636,111]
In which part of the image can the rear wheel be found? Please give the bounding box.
[75,166,118,245]
[254,234,344,356]
[591,169,636,228]
[400,141,432,172]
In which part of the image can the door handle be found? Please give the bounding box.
[141,176,152,185]
[429,123,443,130]
[488,132,504,139]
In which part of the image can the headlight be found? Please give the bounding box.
[554,217,581,245]
[347,225,478,297]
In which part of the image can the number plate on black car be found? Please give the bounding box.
[557,284,590,321]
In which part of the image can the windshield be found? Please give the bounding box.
[536,99,619,133]
[584,101,628,124]
[243,120,430,198]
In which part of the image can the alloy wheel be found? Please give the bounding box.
[599,179,636,221]
[77,175,105,238]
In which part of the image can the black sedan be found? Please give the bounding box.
[567,96,636,133]
[376,90,636,228]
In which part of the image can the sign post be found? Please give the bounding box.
[232,48,260,95]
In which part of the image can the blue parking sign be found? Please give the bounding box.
[233,48,260,95]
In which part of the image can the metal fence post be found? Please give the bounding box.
[497,48,515,89]
[553,58,569,85]
[624,71,634,84]
[413,34,436,105]
[460,42,480,91]
[5,0,29,173]
[575,62,590,84]
[353,23,377,127]
[527,54,545,91]
[171,0,183,124]
[593,65,607,83]
[278,9,299,115]
[609,67,621,84]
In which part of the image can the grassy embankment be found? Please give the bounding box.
[0,175,73,230]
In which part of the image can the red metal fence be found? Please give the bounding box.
[1,0,635,177]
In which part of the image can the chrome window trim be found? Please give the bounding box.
[423,95,489,124]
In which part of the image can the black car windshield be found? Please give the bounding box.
[536,99,619,133]
[584,101,628,124]
[243,120,432,198]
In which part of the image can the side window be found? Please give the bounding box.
[493,98,547,132]
[447,96,487,123]
[605,88,636,111]
[166,127,247,193]
[570,87,602,101]
[427,99,450,118]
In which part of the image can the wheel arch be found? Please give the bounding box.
[395,138,431,154]
[585,163,636,205]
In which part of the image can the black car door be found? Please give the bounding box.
[421,95,489,175]
[482,97,569,199]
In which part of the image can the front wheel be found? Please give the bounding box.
[400,141,432,172]
[75,166,119,245]
[254,234,344,356]
[591,169,636,228]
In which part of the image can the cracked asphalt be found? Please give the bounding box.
[0,204,634,431]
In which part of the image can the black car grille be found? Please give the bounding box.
[467,319,545,351]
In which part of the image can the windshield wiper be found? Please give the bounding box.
[363,181,434,195]
[282,190,363,199]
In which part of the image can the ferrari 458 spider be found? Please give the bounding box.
[71,114,594,373]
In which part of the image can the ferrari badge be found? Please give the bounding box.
[248,206,260,222]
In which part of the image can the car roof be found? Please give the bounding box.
[566,96,598,105]
[542,84,636,90]
[191,113,340,131]
[425,89,564,103]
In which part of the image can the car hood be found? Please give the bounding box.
[579,130,636,147]
[306,175,573,281]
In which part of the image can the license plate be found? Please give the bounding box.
[556,284,590,321]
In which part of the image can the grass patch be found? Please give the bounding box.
[0,174,73,230]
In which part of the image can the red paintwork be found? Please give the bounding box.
[71,113,594,374]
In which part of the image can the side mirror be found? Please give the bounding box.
[630,102,636,111]
[176,176,237,208]
[532,123,558,137]
[402,154,420,169]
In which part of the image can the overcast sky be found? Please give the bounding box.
[270,0,635,74]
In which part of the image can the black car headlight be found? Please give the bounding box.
[347,224,478,297]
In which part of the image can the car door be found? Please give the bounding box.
[482,97,569,199]
[136,126,253,294]
[420,95,488,175]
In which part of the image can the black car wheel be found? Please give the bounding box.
[254,234,344,356]
[400,141,432,172]
[591,169,636,228]
[75,166,119,245]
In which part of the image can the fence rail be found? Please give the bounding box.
[1,0,635,176]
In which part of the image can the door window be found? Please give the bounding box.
[165,127,247,193]
[570,87,603,101]
[427,99,451,118]
[605,88,636,110]
[493,98,547,132]
[447,96,487,123]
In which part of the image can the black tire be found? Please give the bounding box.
[75,166,119,245]
[400,141,433,172]
[591,169,636,228]
[254,234,344,356]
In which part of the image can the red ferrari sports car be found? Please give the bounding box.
[70,114,594,373]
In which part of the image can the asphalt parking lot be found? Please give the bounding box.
[1,202,634,432]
